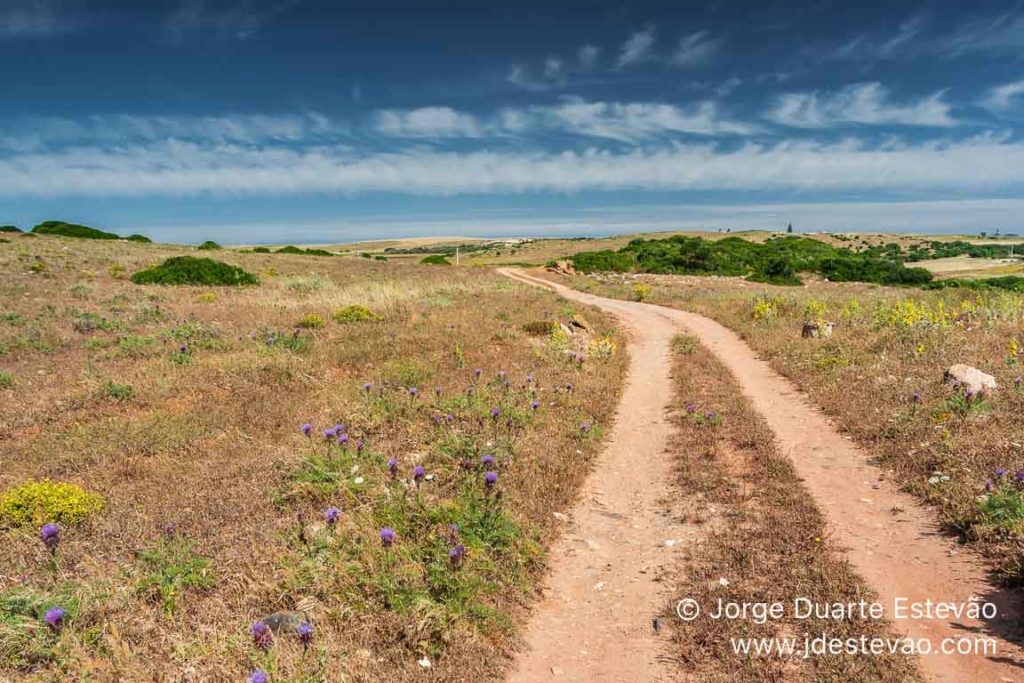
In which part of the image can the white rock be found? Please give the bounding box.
[945,364,997,394]
[417,657,432,668]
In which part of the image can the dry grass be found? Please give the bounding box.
[556,269,1024,583]
[0,235,626,681]
[661,334,920,681]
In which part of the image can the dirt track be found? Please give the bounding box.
[501,268,1024,683]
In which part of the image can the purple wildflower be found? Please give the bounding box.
[481,454,495,468]
[337,433,349,446]
[325,506,341,525]
[565,383,573,393]
[1017,471,1024,483]
[484,471,499,488]
[408,387,418,398]
[356,439,365,453]
[413,465,426,483]
[251,621,273,650]
[985,479,994,492]
[323,427,337,440]
[705,411,717,421]
[449,543,467,567]
[363,382,373,392]
[179,344,188,354]
[387,458,399,478]
[44,606,65,632]
[40,523,60,550]
[490,406,501,419]
[911,391,922,404]
[460,458,475,471]
[249,671,269,683]
[531,399,540,410]
[525,374,534,384]
[995,468,1008,477]
[435,386,443,397]
[380,527,396,548]
[1016,377,1022,389]
[685,403,697,414]
[300,422,313,436]
[580,420,591,433]
[298,621,313,648]
[474,368,482,378]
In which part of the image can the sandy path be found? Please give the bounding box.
[504,271,685,682]
[501,268,1024,683]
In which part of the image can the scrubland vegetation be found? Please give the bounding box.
[557,269,1024,582]
[0,235,625,680]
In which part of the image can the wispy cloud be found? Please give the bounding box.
[948,3,1024,55]
[670,31,722,67]
[0,0,67,37]
[4,135,1024,197]
[370,100,753,141]
[983,79,1024,112]
[373,108,484,138]
[617,26,656,67]
[538,100,753,140]
[578,44,599,70]
[0,114,341,151]
[163,0,301,43]
[767,83,956,128]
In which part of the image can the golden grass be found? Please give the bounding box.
[0,235,626,681]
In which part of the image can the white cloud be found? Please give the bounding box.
[542,57,564,80]
[767,83,956,128]
[0,114,341,151]
[983,80,1024,112]
[617,26,656,67]
[373,107,483,138]
[4,135,1024,197]
[578,44,599,70]
[0,0,66,37]
[163,0,302,43]
[670,31,721,67]
[538,100,754,140]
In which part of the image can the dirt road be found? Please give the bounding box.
[501,268,1023,683]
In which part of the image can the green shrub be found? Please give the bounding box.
[0,371,11,388]
[295,313,326,329]
[0,225,21,233]
[420,254,451,265]
[136,536,215,616]
[197,240,221,250]
[130,257,259,287]
[97,380,133,401]
[125,234,152,243]
[0,479,105,527]
[333,304,378,324]
[31,221,119,240]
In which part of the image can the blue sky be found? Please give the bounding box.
[2,0,1024,243]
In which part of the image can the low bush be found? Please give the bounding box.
[0,225,21,233]
[130,257,259,287]
[125,234,152,243]
[197,240,221,250]
[333,304,378,324]
[420,254,451,265]
[31,221,119,240]
[0,479,105,527]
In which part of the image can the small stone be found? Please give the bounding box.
[417,657,432,668]
[259,610,307,635]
